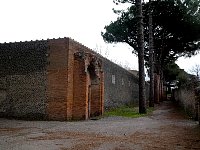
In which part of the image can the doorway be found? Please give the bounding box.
[73,51,104,120]
[87,63,100,118]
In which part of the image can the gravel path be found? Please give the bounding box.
[0,101,199,150]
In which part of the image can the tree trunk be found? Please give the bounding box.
[148,0,154,107]
[136,0,146,114]
[159,70,164,102]
[154,73,160,104]
[159,79,163,102]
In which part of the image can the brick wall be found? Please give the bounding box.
[68,39,139,109]
[46,39,69,120]
[72,55,88,120]
[0,37,140,120]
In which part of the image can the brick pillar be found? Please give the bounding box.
[100,72,104,115]
[89,70,104,118]
[73,51,104,120]
[90,81,101,117]
[73,56,87,120]
[66,49,74,120]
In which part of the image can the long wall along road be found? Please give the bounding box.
[0,37,144,121]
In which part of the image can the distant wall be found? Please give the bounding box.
[102,58,139,108]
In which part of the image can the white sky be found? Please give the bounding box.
[0,0,199,74]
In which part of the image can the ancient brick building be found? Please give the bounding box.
[0,38,104,120]
[0,37,140,121]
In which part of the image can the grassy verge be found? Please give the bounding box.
[104,106,154,118]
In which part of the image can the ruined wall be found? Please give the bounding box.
[68,39,104,119]
[0,41,48,119]
[67,39,139,109]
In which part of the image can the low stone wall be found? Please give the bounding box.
[195,88,200,124]
[174,88,198,120]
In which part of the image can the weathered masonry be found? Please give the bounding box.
[0,38,139,121]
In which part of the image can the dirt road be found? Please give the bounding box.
[0,101,199,150]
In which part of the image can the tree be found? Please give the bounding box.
[163,62,181,84]
[148,0,154,107]
[136,0,147,113]
[102,0,200,103]
[111,0,147,113]
[163,62,199,89]
[190,64,200,78]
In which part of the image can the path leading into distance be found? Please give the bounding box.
[0,101,199,150]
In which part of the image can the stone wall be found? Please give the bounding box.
[6,72,47,119]
[0,40,48,75]
[0,40,48,119]
[102,58,139,108]
[195,88,200,124]
[174,88,197,119]
[0,77,8,117]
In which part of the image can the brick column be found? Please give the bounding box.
[73,51,104,120]
[100,72,104,115]
[72,55,87,120]
[90,81,101,117]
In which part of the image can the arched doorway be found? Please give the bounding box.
[87,61,101,119]
[73,51,104,120]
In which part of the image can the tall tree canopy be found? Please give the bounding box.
[102,0,200,70]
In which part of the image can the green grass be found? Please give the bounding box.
[104,106,154,118]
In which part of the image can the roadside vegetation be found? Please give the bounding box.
[104,105,154,118]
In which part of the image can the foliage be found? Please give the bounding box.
[163,62,181,83]
[177,71,200,89]
[113,0,135,5]
[104,105,153,118]
[102,0,200,69]
[162,62,199,89]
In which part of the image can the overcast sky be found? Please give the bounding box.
[0,0,199,73]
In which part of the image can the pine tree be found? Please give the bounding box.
[136,0,147,113]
